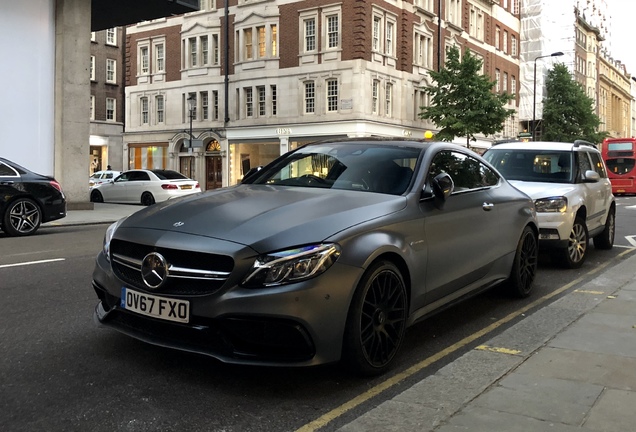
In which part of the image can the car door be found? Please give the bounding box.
[0,161,20,211]
[123,171,151,203]
[104,171,130,201]
[585,150,613,228]
[577,151,604,231]
[420,150,505,305]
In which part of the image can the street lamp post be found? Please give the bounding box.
[187,94,196,154]
[532,51,564,141]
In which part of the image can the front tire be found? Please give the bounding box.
[557,217,588,269]
[593,207,615,250]
[3,198,42,236]
[342,260,407,376]
[507,226,538,298]
[90,190,103,203]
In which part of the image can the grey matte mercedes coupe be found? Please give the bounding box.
[92,138,539,375]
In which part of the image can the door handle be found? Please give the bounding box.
[482,202,494,211]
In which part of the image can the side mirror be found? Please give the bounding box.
[583,170,600,183]
[432,172,454,201]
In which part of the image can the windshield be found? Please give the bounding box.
[247,143,422,195]
[484,149,574,183]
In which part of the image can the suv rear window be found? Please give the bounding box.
[484,149,573,183]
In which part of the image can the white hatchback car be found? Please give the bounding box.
[484,141,615,268]
[89,170,121,189]
[89,169,200,206]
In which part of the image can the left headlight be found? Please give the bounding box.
[103,217,128,262]
[535,197,567,213]
[242,244,341,288]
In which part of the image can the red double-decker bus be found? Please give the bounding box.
[601,137,636,195]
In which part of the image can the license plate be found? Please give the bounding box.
[120,287,190,323]
[180,185,192,190]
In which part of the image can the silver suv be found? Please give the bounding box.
[483,141,615,268]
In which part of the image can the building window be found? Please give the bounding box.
[213,35,220,65]
[141,97,149,124]
[245,87,253,117]
[213,91,219,120]
[187,92,197,121]
[189,37,197,67]
[258,86,266,116]
[327,79,338,112]
[140,46,149,74]
[304,18,316,52]
[106,28,116,45]
[415,33,433,68]
[326,15,339,49]
[258,26,266,58]
[503,30,508,53]
[495,26,501,50]
[244,28,253,60]
[511,75,516,95]
[106,59,116,83]
[90,95,95,120]
[469,6,484,41]
[156,95,164,123]
[304,81,315,114]
[155,43,165,72]
[446,0,461,27]
[385,21,394,56]
[201,91,209,120]
[271,85,277,116]
[91,32,96,42]
[372,80,379,114]
[495,69,501,93]
[90,56,95,80]
[271,25,277,56]
[373,16,381,51]
[385,83,393,117]
[503,72,508,93]
[511,35,517,57]
[106,98,115,121]
[201,36,209,65]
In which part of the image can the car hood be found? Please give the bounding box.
[119,185,407,253]
[508,180,577,199]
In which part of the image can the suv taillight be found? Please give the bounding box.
[161,184,178,190]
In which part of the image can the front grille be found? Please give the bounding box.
[110,239,234,295]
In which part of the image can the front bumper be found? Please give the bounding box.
[536,211,574,249]
[92,250,362,367]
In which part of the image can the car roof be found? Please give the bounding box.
[488,141,600,152]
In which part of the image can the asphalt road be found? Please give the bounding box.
[1,196,635,432]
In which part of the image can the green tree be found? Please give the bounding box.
[419,46,515,146]
[542,63,608,143]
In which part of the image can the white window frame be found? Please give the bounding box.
[141,97,149,124]
[90,56,95,81]
[373,16,381,52]
[495,69,501,93]
[213,34,220,65]
[201,91,209,120]
[446,0,462,27]
[385,83,392,117]
[245,87,253,117]
[189,37,197,67]
[244,28,253,60]
[257,86,266,116]
[415,31,433,68]
[213,91,219,120]
[106,28,116,46]
[324,12,340,50]
[201,35,209,65]
[154,42,165,73]
[257,26,266,58]
[90,95,95,120]
[140,46,149,75]
[511,35,517,57]
[304,81,315,114]
[303,17,317,53]
[326,79,338,112]
[271,25,277,57]
[156,95,165,124]
[106,59,116,84]
[106,98,115,121]
[511,75,517,95]
[271,85,277,116]
[503,30,508,54]
[385,20,394,56]
[372,80,379,114]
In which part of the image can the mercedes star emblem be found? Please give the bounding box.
[173,221,185,227]
[140,252,169,289]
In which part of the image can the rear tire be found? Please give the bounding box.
[557,217,588,269]
[3,198,42,236]
[141,192,155,206]
[593,207,615,250]
[507,226,538,298]
[342,260,407,376]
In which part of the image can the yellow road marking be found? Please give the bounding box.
[295,249,635,432]
[475,345,521,355]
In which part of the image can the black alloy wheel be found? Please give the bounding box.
[507,226,538,298]
[343,260,407,376]
[3,197,42,236]
[141,192,155,206]
[90,190,103,203]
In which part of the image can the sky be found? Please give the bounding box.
[607,0,636,75]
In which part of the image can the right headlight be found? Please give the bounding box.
[102,217,128,262]
[242,243,341,288]
[534,197,568,213]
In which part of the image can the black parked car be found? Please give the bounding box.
[0,157,66,236]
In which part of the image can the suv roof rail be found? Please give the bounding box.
[492,139,521,146]
[573,139,596,149]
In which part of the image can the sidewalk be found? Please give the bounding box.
[43,204,636,431]
[338,251,636,432]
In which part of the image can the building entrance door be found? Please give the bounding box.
[206,155,222,190]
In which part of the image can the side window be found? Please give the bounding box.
[588,152,607,178]
[577,151,593,179]
[0,162,18,176]
[429,150,498,191]
[130,172,151,181]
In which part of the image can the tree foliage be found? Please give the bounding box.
[418,46,515,146]
[542,63,608,144]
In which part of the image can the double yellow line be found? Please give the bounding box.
[296,249,634,432]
